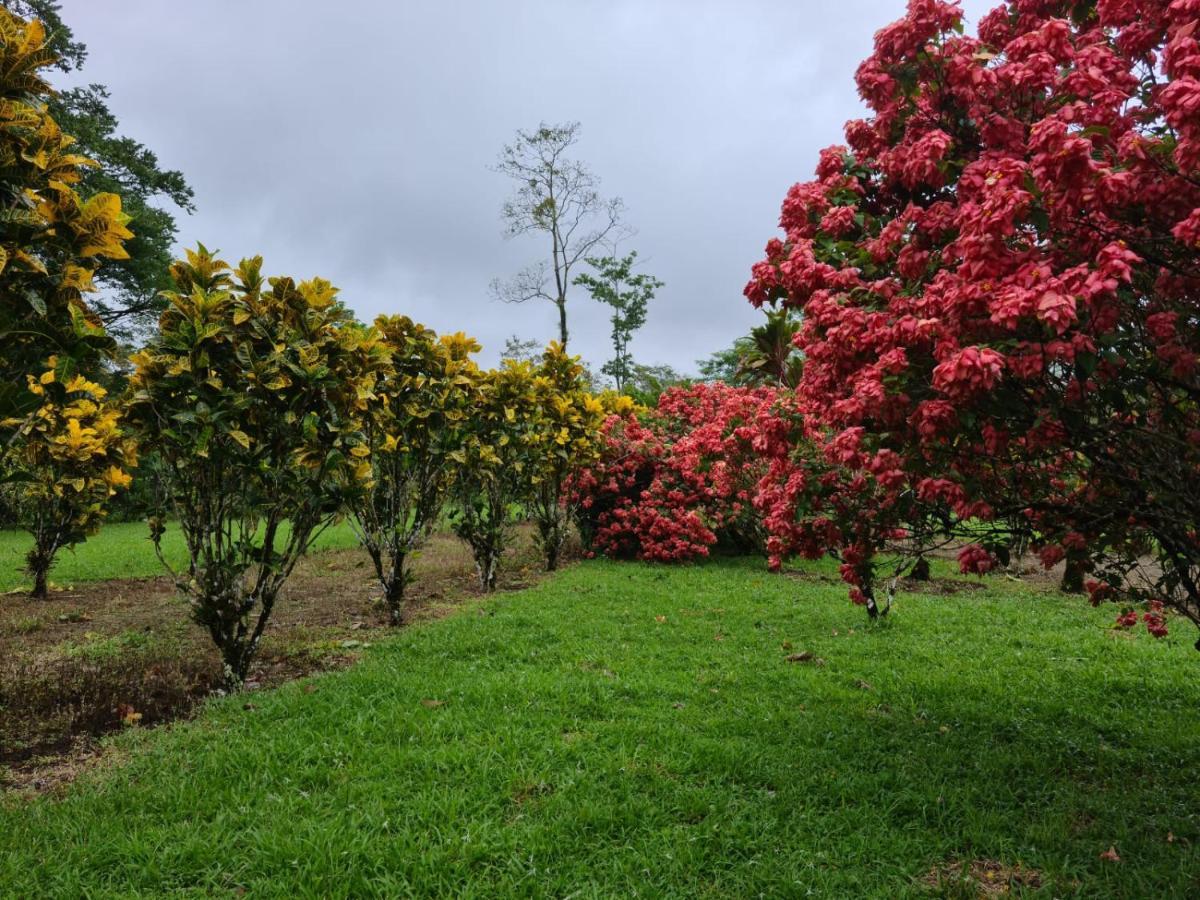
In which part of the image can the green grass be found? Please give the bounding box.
[0,519,363,593]
[2,557,1198,897]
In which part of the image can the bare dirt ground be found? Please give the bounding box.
[0,526,557,792]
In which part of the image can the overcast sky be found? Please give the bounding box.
[57,0,988,376]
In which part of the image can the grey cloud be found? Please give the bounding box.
[60,0,991,371]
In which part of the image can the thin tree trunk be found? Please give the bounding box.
[385,554,407,627]
[1060,557,1085,594]
[910,556,931,582]
[557,297,569,349]
[31,565,48,600]
[478,551,498,592]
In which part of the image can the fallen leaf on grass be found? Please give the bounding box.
[654,615,667,623]
[785,651,824,665]
[1099,846,1121,862]
[303,684,318,694]
[855,679,873,691]
[420,698,445,709]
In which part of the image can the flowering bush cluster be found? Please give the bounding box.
[745,0,1200,637]
[570,383,783,563]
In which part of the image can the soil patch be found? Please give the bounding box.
[920,859,1044,896]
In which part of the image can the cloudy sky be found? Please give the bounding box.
[58,0,988,375]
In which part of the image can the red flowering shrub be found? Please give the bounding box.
[746,0,1200,638]
[569,383,784,562]
[568,413,698,560]
[655,383,782,553]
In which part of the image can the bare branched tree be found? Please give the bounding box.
[490,121,627,349]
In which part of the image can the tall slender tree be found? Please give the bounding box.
[490,121,625,350]
[573,250,662,393]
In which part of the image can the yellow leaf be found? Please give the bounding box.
[229,430,252,449]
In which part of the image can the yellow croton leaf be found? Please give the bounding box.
[104,465,133,490]
[76,193,133,260]
[59,263,96,294]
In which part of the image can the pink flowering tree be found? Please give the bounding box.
[569,383,785,562]
[746,0,1200,637]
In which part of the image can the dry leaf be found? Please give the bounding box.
[1099,846,1121,862]
[654,615,667,623]
[421,698,445,709]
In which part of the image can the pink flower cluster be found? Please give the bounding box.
[569,384,783,562]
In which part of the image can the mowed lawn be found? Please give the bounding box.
[0,520,363,593]
[1,554,1198,897]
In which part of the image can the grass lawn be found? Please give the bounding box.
[0,519,363,593]
[1,555,1198,897]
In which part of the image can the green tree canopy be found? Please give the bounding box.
[573,250,662,393]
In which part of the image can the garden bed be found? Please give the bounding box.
[0,526,553,790]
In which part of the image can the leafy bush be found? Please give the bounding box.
[527,344,606,571]
[451,361,543,591]
[350,316,480,624]
[124,247,389,686]
[1,363,136,597]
